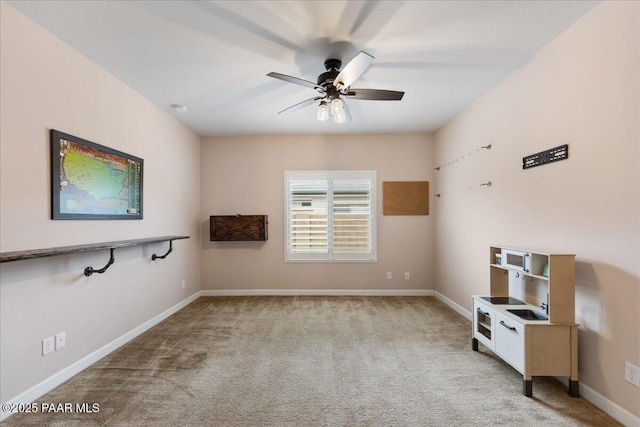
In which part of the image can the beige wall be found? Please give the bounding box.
[433,1,639,419]
[200,134,434,291]
[0,2,201,403]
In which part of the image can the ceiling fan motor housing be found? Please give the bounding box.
[317,58,343,90]
[317,70,340,88]
[324,58,342,71]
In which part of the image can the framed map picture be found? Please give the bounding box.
[51,130,143,220]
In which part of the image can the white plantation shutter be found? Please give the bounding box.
[332,179,372,257]
[289,178,328,255]
[285,171,376,262]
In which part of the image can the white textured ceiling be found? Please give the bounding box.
[7,0,599,136]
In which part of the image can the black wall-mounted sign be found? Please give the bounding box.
[523,144,568,170]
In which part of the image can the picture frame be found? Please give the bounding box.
[51,130,143,220]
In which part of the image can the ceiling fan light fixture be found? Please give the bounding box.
[331,98,346,123]
[317,101,329,121]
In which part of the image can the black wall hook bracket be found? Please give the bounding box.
[84,248,115,276]
[151,241,173,261]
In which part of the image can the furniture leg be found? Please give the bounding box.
[569,380,579,397]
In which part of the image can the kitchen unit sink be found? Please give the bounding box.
[507,309,548,321]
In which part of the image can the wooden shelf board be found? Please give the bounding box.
[490,264,549,281]
[0,236,189,263]
[491,246,575,257]
[479,321,492,330]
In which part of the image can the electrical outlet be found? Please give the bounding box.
[55,332,66,350]
[625,362,640,387]
[181,279,186,289]
[42,336,54,356]
[386,272,392,280]
[404,272,410,280]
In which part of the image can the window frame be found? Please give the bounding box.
[284,170,377,263]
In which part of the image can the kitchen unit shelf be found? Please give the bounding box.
[479,321,491,330]
[490,264,549,281]
[473,246,578,398]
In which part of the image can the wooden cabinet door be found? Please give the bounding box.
[210,215,268,241]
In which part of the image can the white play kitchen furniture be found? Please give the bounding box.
[472,246,579,397]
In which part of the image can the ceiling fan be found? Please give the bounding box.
[267,51,404,123]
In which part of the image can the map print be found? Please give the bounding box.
[59,139,141,215]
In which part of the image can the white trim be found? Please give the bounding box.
[435,291,639,427]
[574,380,640,427]
[200,289,435,296]
[435,291,472,320]
[0,291,202,422]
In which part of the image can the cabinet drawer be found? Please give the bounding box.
[495,313,525,373]
[473,300,496,350]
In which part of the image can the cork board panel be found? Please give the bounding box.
[383,181,429,215]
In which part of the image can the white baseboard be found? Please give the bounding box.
[434,291,639,427]
[200,289,435,296]
[435,291,472,320]
[577,381,639,427]
[0,291,202,422]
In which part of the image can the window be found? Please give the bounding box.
[285,170,376,262]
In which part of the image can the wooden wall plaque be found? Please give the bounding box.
[210,215,268,241]
[383,181,429,215]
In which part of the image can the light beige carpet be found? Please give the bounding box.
[2,296,621,426]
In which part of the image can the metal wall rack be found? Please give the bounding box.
[0,236,189,276]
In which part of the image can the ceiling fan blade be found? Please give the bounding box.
[334,51,374,90]
[267,72,323,92]
[278,96,324,115]
[345,89,404,100]
[342,99,352,123]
